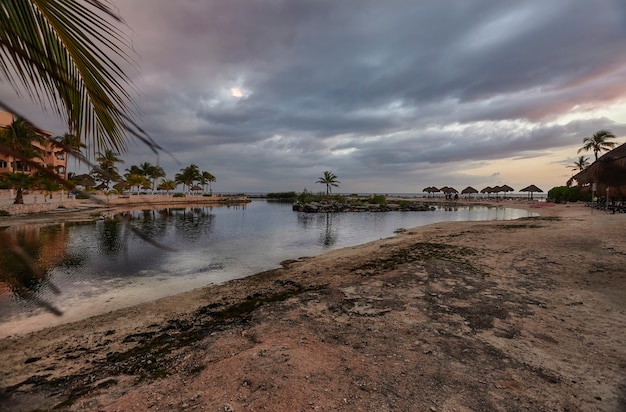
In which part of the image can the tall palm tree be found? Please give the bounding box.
[175,164,201,194]
[92,149,123,189]
[0,116,46,203]
[578,130,617,161]
[52,132,85,168]
[570,155,590,172]
[0,0,143,153]
[146,164,166,193]
[201,171,216,194]
[316,171,340,197]
[0,117,45,172]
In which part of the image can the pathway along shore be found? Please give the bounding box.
[0,201,625,411]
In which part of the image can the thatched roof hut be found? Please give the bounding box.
[520,184,543,199]
[461,186,478,195]
[571,142,626,187]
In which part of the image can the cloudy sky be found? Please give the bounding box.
[6,0,626,194]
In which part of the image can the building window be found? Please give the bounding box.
[0,160,7,168]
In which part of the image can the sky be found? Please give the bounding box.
[4,0,626,194]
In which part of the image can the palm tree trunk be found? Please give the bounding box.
[14,188,24,204]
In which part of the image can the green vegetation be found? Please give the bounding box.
[0,210,10,217]
[296,188,346,204]
[267,191,297,200]
[548,186,590,203]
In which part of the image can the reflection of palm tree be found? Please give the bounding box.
[316,171,340,197]
[578,130,616,161]
[320,213,337,247]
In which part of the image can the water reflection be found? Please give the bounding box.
[320,213,337,247]
[0,202,536,328]
[0,223,87,314]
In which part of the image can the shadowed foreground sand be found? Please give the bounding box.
[0,201,625,411]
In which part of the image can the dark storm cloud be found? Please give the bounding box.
[5,0,626,192]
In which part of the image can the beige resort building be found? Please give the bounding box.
[0,111,67,180]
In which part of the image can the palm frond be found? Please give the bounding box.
[0,0,140,153]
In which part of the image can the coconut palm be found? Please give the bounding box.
[570,155,590,172]
[316,171,340,197]
[578,130,617,161]
[0,116,47,203]
[200,171,216,194]
[145,163,166,193]
[92,149,123,189]
[157,179,178,195]
[52,133,85,169]
[175,164,201,194]
[0,0,142,152]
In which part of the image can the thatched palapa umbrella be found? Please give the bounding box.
[422,186,440,197]
[461,186,478,198]
[520,184,543,200]
[500,185,514,199]
[480,186,493,199]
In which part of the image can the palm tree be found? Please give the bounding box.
[175,164,201,194]
[147,164,166,193]
[0,116,46,203]
[316,171,340,197]
[0,0,142,152]
[1,172,35,204]
[52,132,85,169]
[92,149,123,189]
[578,130,617,161]
[570,155,590,172]
[125,172,148,194]
[157,179,178,195]
[201,171,216,194]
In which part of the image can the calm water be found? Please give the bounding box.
[0,200,535,336]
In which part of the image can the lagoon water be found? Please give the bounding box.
[0,200,535,337]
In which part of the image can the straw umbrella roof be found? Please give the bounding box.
[500,184,514,193]
[422,186,439,193]
[440,186,458,194]
[520,184,543,193]
[480,186,493,194]
[461,186,478,194]
[571,142,626,187]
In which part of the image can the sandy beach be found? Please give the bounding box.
[0,199,625,411]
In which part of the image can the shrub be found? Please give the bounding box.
[267,191,297,200]
[547,186,590,203]
[0,210,10,217]
[368,194,387,206]
[173,193,185,198]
